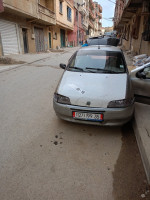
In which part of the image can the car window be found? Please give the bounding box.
[144,66,150,79]
[67,50,126,73]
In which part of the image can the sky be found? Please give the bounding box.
[97,0,116,27]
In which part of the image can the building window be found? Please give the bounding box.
[67,6,72,22]
[59,1,63,14]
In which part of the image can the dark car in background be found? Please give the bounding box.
[87,36,120,47]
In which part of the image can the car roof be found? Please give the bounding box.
[80,45,121,52]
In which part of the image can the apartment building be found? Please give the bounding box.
[52,0,74,48]
[67,0,89,46]
[114,0,150,55]
[93,2,102,36]
[0,0,56,56]
[88,0,102,37]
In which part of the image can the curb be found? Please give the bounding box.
[133,117,150,184]
[0,63,27,73]
[0,55,53,73]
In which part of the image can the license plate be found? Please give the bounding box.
[72,112,103,122]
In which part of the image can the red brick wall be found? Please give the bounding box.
[68,7,85,46]
[0,0,4,13]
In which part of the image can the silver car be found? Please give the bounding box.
[130,63,150,104]
[53,46,134,126]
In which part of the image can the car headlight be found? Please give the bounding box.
[107,98,134,108]
[54,93,71,105]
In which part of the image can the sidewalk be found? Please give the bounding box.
[124,50,150,184]
[133,103,150,184]
[0,47,79,73]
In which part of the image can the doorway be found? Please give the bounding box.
[34,27,45,52]
[22,28,28,53]
[60,29,65,47]
[49,32,51,48]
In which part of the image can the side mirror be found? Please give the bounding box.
[60,63,66,69]
[136,71,146,79]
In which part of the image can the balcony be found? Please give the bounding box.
[82,19,89,30]
[38,3,56,25]
[89,19,94,29]
[98,5,102,13]
[79,6,89,16]
[89,7,95,20]
[89,0,94,10]
[97,13,102,19]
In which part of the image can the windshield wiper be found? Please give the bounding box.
[85,68,121,73]
[69,67,84,71]
[86,67,104,71]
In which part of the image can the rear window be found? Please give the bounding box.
[87,37,119,46]
[67,50,126,74]
[87,38,107,45]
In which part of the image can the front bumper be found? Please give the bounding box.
[53,100,134,126]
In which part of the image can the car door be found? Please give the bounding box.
[131,65,150,104]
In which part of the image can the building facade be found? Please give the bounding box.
[88,0,102,37]
[52,0,74,49]
[0,0,56,56]
[67,0,89,46]
[0,0,103,55]
[114,0,150,55]
[67,0,102,46]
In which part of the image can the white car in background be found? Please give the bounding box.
[130,63,150,105]
[53,46,134,126]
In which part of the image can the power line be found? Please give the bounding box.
[103,18,113,21]
[107,0,116,4]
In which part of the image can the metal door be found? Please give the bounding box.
[60,29,65,47]
[22,28,28,53]
[0,19,20,55]
[49,32,51,48]
[34,27,45,52]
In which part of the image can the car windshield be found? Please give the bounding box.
[67,50,126,73]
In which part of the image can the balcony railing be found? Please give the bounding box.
[38,3,55,19]
[79,6,89,16]
[82,19,88,30]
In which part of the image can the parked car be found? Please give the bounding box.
[53,46,134,126]
[87,36,120,47]
[130,63,150,104]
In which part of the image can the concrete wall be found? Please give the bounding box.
[68,7,85,46]
[3,0,38,18]
[40,0,54,11]
[52,25,68,49]
[0,12,51,54]
[56,0,74,30]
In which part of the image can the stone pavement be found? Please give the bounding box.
[133,103,150,184]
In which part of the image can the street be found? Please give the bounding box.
[0,48,149,200]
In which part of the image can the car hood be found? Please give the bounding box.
[57,71,127,108]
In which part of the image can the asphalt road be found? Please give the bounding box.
[0,48,149,200]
